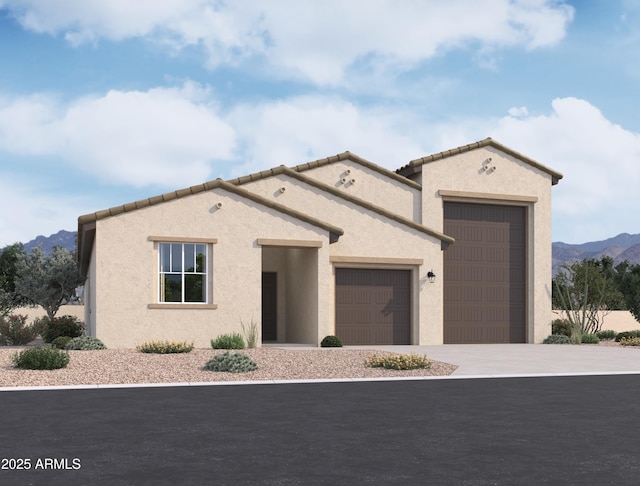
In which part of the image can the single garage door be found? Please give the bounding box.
[335,268,411,345]
[443,202,526,343]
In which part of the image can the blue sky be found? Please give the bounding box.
[0,0,639,247]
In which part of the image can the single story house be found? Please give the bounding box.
[77,138,562,348]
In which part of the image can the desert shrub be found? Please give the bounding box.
[52,336,73,350]
[31,317,49,338]
[365,352,431,370]
[64,336,107,350]
[0,314,36,346]
[11,346,69,370]
[620,337,640,346]
[551,319,573,337]
[580,333,600,344]
[543,334,572,344]
[615,330,640,342]
[320,335,343,348]
[42,316,84,343]
[204,352,258,373]
[137,340,194,354]
[596,330,616,340]
[211,333,245,350]
[241,318,259,349]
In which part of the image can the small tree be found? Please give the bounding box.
[614,261,640,324]
[553,258,624,337]
[0,243,28,317]
[14,245,84,319]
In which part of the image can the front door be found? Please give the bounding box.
[261,272,277,341]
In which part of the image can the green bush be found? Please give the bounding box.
[543,334,572,344]
[580,333,600,344]
[320,335,343,347]
[615,330,640,342]
[12,346,69,370]
[137,340,194,354]
[204,352,258,373]
[31,317,49,338]
[365,352,431,370]
[596,329,616,340]
[42,316,84,343]
[0,314,36,346]
[52,336,73,350]
[551,319,573,337]
[64,336,107,350]
[211,333,245,350]
[620,337,640,346]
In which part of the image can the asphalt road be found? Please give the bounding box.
[2,375,640,485]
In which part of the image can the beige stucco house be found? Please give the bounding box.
[77,138,562,348]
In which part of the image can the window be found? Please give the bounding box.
[159,243,208,303]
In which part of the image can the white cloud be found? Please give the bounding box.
[427,97,640,242]
[0,83,236,188]
[1,0,575,85]
[508,106,529,117]
[228,96,426,175]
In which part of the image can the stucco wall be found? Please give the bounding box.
[299,159,422,222]
[419,146,555,343]
[552,310,640,333]
[243,173,444,345]
[90,187,331,348]
[14,305,85,324]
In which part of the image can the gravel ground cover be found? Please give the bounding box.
[0,348,458,388]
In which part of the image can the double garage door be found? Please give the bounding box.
[335,268,411,345]
[443,202,526,343]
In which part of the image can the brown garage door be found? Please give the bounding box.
[335,269,411,345]
[444,202,526,343]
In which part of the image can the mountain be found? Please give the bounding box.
[23,230,77,254]
[553,233,640,274]
[553,233,640,253]
[15,229,640,270]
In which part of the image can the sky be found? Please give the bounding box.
[0,0,639,247]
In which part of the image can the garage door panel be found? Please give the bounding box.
[444,202,526,344]
[335,268,411,345]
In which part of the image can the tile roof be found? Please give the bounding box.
[396,137,563,185]
[228,165,454,247]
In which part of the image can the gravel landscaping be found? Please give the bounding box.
[0,347,458,388]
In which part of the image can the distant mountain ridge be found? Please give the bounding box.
[18,230,640,272]
[553,232,640,274]
[23,230,77,254]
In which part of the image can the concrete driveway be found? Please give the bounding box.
[347,343,640,377]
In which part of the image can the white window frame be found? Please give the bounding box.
[158,242,208,304]
[146,237,218,310]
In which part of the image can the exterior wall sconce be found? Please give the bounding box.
[427,270,436,283]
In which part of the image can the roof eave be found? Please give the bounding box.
[396,138,564,184]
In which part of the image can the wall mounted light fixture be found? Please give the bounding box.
[427,270,436,283]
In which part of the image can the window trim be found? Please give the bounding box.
[149,238,218,308]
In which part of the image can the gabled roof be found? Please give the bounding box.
[77,179,344,277]
[227,165,454,248]
[396,138,564,185]
[291,151,422,190]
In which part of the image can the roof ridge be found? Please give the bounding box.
[396,137,563,185]
[228,165,454,246]
[290,151,421,189]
